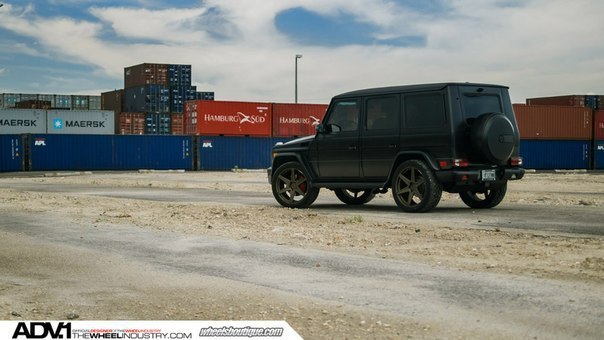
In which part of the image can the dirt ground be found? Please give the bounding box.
[0,171,603,339]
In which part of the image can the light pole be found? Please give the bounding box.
[295,54,302,103]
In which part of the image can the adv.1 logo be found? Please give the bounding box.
[12,322,71,339]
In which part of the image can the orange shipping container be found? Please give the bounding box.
[595,110,604,140]
[526,95,586,107]
[187,100,272,137]
[513,104,592,140]
[171,113,184,135]
[119,112,145,135]
[272,103,328,137]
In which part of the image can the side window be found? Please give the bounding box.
[326,100,359,132]
[404,93,446,128]
[366,96,399,131]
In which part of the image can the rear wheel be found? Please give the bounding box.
[391,160,442,213]
[334,189,375,205]
[459,183,507,209]
[272,162,319,208]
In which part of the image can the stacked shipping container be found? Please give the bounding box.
[595,110,604,169]
[0,93,102,110]
[513,104,592,169]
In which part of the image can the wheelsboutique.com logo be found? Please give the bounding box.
[1,321,302,340]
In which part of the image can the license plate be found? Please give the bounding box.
[481,170,497,181]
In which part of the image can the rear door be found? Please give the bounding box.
[361,95,400,180]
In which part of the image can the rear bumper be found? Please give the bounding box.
[436,167,525,185]
[267,167,272,183]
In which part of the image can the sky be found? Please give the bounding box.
[0,0,603,104]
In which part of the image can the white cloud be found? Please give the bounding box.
[0,0,603,102]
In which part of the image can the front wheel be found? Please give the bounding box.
[459,183,507,209]
[272,162,319,208]
[391,160,442,213]
[334,189,375,205]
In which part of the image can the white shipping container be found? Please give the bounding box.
[0,109,47,134]
[47,110,115,135]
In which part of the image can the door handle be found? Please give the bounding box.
[348,145,357,150]
[388,144,397,148]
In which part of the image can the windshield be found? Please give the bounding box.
[462,94,502,119]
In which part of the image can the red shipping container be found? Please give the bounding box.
[595,110,604,140]
[171,113,184,135]
[513,104,592,140]
[119,112,145,135]
[190,100,272,136]
[272,103,328,137]
[119,112,132,135]
[526,95,586,107]
[184,100,197,135]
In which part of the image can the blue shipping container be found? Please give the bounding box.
[170,85,197,113]
[29,134,114,171]
[197,136,292,170]
[113,135,193,170]
[0,134,24,172]
[145,113,171,135]
[29,134,193,171]
[124,85,170,113]
[520,140,590,170]
[594,140,604,170]
[168,64,192,86]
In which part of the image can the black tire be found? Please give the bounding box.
[391,160,442,213]
[471,113,515,165]
[334,189,375,205]
[459,182,507,209]
[272,162,319,208]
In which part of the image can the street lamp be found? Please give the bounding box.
[295,54,302,103]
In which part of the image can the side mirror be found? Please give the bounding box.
[316,123,326,133]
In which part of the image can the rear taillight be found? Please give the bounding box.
[453,158,469,167]
[509,156,523,166]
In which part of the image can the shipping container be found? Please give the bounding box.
[272,103,328,137]
[0,109,47,134]
[526,95,586,107]
[102,90,124,113]
[188,100,272,136]
[196,91,215,100]
[54,95,72,110]
[0,94,20,109]
[124,85,170,113]
[28,134,193,171]
[184,101,197,134]
[594,140,604,170]
[171,113,184,135]
[197,136,275,170]
[15,100,51,109]
[145,113,171,135]
[89,96,101,110]
[72,95,90,110]
[513,104,592,140]
[595,110,604,140]
[169,85,197,113]
[119,112,146,135]
[520,140,590,169]
[29,134,114,170]
[113,135,193,170]
[46,110,115,135]
[168,64,192,86]
[124,63,169,89]
[0,134,24,172]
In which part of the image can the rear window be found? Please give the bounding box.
[462,94,502,119]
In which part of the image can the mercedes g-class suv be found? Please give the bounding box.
[269,83,524,212]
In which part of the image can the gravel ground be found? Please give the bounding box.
[0,171,603,339]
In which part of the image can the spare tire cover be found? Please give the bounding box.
[470,113,515,164]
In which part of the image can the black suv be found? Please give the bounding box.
[269,83,525,212]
